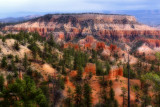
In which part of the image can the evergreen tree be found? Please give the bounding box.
[74,84,83,107]
[32,45,38,61]
[27,67,33,77]
[44,43,49,54]
[134,85,140,102]
[141,73,160,106]
[155,52,160,71]
[105,61,110,75]
[120,87,127,107]
[0,75,4,92]
[13,41,20,51]
[74,52,78,70]
[83,83,92,107]
[58,76,65,90]
[7,74,13,84]
[23,53,28,70]
[100,88,108,105]
[150,62,155,71]
[48,34,56,47]
[11,58,16,71]
[109,80,113,88]
[13,70,18,78]
[1,56,7,68]
[96,61,104,76]
[2,37,6,44]
[63,48,72,68]
[65,88,73,107]
[141,95,151,107]
[114,100,119,107]
[1,75,47,107]
[76,66,83,81]
[110,88,115,101]
[62,65,66,75]
[28,42,39,61]
[73,51,88,70]
[91,49,97,63]
[15,55,19,63]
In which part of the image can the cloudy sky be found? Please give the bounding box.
[0,0,160,18]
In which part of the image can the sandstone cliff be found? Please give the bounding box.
[3,13,158,36]
[3,13,160,50]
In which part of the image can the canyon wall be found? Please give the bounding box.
[3,13,160,49]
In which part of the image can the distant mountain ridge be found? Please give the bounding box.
[157,25,160,29]
[0,15,41,23]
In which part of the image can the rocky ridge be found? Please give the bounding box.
[3,13,160,53]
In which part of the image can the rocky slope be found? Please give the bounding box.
[1,16,160,106]
[3,13,160,52]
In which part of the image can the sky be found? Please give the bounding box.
[0,0,160,18]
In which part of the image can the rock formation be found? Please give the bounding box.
[108,67,123,79]
[3,13,160,51]
[84,63,96,75]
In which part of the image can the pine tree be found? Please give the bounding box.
[105,61,110,75]
[11,58,16,71]
[74,84,83,107]
[15,55,19,63]
[150,62,155,71]
[32,45,38,61]
[1,76,47,106]
[2,37,6,45]
[7,74,13,84]
[1,56,7,68]
[23,53,28,70]
[91,49,97,63]
[155,52,160,71]
[96,61,103,76]
[109,80,113,88]
[76,66,83,81]
[83,83,92,107]
[44,42,49,54]
[74,52,78,70]
[0,75,4,92]
[62,65,66,75]
[48,34,56,47]
[13,41,20,51]
[101,88,108,104]
[65,88,73,107]
[114,100,119,107]
[110,88,115,101]
[120,87,127,107]
[28,42,39,61]
[63,48,72,68]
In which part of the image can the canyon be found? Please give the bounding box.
[2,13,160,57]
[1,13,160,106]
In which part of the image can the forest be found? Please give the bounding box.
[0,31,160,107]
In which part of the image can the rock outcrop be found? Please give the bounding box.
[3,13,160,37]
[108,67,123,79]
[84,63,96,75]
[3,13,160,50]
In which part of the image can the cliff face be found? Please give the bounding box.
[3,13,160,49]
